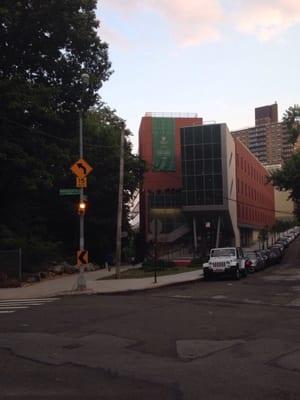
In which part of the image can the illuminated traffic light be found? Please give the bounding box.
[78,201,86,215]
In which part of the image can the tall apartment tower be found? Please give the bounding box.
[255,103,278,126]
[232,103,294,165]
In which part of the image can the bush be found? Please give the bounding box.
[189,256,209,267]
[142,258,176,271]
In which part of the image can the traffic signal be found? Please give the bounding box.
[78,201,86,215]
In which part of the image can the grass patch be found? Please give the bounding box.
[98,265,201,280]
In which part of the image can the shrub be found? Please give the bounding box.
[189,256,209,267]
[142,258,176,271]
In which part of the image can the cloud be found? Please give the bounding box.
[99,23,132,50]
[234,0,300,40]
[100,0,300,46]
[149,0,224,46]
[101,0,224,46]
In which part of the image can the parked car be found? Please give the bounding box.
[244,251,265,272]
[276,237,289,248]
[258,249,271,267]
[268,247,282,264]
[203,247,247,280]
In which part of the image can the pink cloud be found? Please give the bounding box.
[100,0,300,46]
[99,23,132,50]
[235,0,300,40]
[101,0,224,46]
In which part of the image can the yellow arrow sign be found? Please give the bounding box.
[71,158,93,178]
[77,250,88,265]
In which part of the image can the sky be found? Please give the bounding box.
[97,0,300,152]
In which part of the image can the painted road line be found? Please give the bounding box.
[0,306,29,309]
[0,310,16,314]
[0,298,60,302]
[0,301,54,306]
[0,298,60,316]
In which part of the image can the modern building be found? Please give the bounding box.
[139,115,275,252]
[139,112,203,252]
[232,103,294,165]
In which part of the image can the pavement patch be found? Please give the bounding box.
[273,350,300,372]
[176,339,245,361]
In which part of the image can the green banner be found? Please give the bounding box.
[152,118,175,171]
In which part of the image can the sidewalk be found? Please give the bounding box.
[0,266,203,300]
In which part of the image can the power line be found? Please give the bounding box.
[0,114,120,149]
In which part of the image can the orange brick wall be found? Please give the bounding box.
[235,138,275,228]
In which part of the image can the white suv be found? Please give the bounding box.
[203,247,247,280]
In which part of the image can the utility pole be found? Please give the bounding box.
[154,218,158,284]
[76,73,90,290]
[115,129,125,279]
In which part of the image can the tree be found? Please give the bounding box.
[268,105,300,220]
[268,151,300,219]
[0,1,144,267]
[282,105,300,145]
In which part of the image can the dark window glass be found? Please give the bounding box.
[195,175,204,189]
[194,130,202,144]
[187,191,195,205]
[182,161,187,175]
[203,144,213,158]
[206,191,214,204]
[194,145,202,159]
[186,161,194,175]
[185,129,194,145]
[195,191,205,205]
[215,191,223,204]
[204,159,213,174]
[211,126,220,143]
[186,176,194,189]
[194,160,203,175]
[213,159,222,172]
[203,129,211,144]
[205,175,214,190]
[214,174,223,189]
[186,146,194,160]
[212,143,221,158]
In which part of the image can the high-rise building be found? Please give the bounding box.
[232,104,294,165]
[255,103,278,126]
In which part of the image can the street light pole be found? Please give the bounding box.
[115,128,125,279]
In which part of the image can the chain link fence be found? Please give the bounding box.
[0,249,22,284]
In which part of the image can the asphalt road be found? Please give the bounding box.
[0,238,300,400]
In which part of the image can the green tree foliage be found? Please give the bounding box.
[0,1,144,267]
[268,105,300,220]
[268,151,300,219]
[282,104,300,144]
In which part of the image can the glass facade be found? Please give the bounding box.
[148,190,186,234]
[181,125,223,206]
